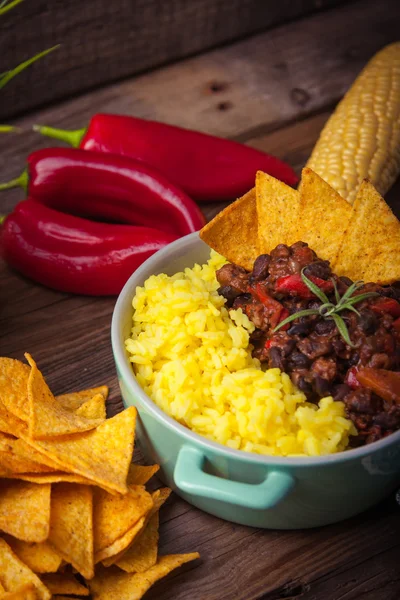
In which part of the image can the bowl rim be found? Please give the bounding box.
[111,232,400,467]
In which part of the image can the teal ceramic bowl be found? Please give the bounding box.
[111,232,400,529]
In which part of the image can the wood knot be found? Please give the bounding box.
[208,81,229,93]
[217,101,233,111]
[290,88,310,107]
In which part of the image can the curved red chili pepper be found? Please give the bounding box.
[33,114,299,201]
[0,148,205,237]
[0,199,177,296]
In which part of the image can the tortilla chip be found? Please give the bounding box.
[56,386,109,412]
[0,402,25,437]
[0,481,50,542]
[88,554,200,599]
[0,358,30,421]
[40,573,89,596]
[256,171,300,253]
[0,582,4,593]
[7,472,107,487]
[95,517,146,565]
[2,536,62,574]
[48,483,94,580]
[0,434,56,474]
[0,538,50,600]
[199,188,258,271]
[116,512,159,573]
[297,168,352,263]
[19,407,137,494]
[75,393,106,420]
[126,463,160,486]
[103,488,171,568]
[25,354,102,439]
[0,584,38,599]
[333,180,400,284]
[93,485,153,554]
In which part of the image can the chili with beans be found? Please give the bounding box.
[216,242,400,446]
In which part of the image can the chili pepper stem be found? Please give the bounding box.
[0,215,6,225]
[0,169,28,192]
[32,124,86,148]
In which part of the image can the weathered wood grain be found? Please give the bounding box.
[0,0,344,120]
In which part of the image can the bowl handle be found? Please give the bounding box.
[174,446,294,510]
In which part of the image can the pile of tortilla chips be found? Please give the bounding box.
[0,354,199,599]
[200,167,400,284]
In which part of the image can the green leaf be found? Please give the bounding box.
[330,314,355,348]
[0,0,24,16]
[0,125,19,133]
[0,45,59,90]
[332,279,340,304]
[337,280,364,305]
[345,292,380,306]
[300,268,330,304]
[272,309,319,332]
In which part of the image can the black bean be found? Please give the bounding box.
[252,254,270,281]
[217,285,241,305]
[287,322,310,337]
[297,377,313,395]
[373,410,400,430]
[358,309,379,334]
[303,260,331,280]
[333,383,351,401]
[269,347,285,370]
[314,376,332,397]
[288,351,310,368]
[314,319,336,335]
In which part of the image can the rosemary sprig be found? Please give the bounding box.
[0,45,60,91]
[273,268,379,347]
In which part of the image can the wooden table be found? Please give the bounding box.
[1,2,400,598]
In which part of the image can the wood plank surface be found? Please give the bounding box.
[0,0,344,120]
[1,1,400,599]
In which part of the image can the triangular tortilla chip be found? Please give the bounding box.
[95,517,146,565]
[75,393,106,420]
[116,511,159,573]
[88,554,200,599]
[40,573,89,596]
[3,472,112,492]
[126,463,160,486]
[0,433,57,474]
[19,407,137,494]
[0,401,25,437]
[103,488,171,568]
[2,535,62,574]
[0,481,51,542]
[297,168,352,263]
[93,485,153,554]
[256,170,300,253]
[0,358,30,421]
[56,385,109,412]
[25,354,102,439]
[333,180,400,283]
[199,188,258,270]
[48,483,94,580]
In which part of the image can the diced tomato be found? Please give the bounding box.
[275,274,333,298]
[264,339,273,349]
[345,366,361,389]
[371,297,400,318]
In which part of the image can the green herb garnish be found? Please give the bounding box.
[273,269,379,347]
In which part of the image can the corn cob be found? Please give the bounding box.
[305,42,400,204]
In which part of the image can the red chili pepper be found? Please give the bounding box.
[0,199,177,295]
[33,114,298,202]
[275,273,333,298]
[345,366,361,390]
[370,297,400,318]
[0,148,205,237]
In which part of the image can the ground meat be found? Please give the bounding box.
[217,241,400,447]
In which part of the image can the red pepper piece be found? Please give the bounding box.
[278,308,290,331]
[275,273,333,298]
[0,199,177,296]
[0,148,205,237]
[356,368,400,404]
[249,283,285,329]
[33,115,299,202]
[370,297,400,318]
[345,366,361,390]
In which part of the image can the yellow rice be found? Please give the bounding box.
[126,252,355,457]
